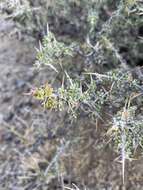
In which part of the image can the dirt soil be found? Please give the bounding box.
[0,19,143,190]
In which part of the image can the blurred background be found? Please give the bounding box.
[0,0,143,190]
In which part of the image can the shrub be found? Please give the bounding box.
[4,0,142,186]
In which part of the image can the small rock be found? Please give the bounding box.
[14,79,26,89]
[3,112,14,122]
[2,94,11,102]
[3,131,13,142]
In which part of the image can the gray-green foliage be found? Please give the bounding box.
[112,106,143,158]
[33,0,143,162]
[36,30,75,67]
[11,0,142,183]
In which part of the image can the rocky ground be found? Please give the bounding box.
[0,18,143,190]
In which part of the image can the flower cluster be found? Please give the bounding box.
[32,83,57,109]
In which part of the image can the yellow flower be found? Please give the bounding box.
[32,83,57,110]
[44,83,53,97]
[33,88,45,100]
[43,97,57,109]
